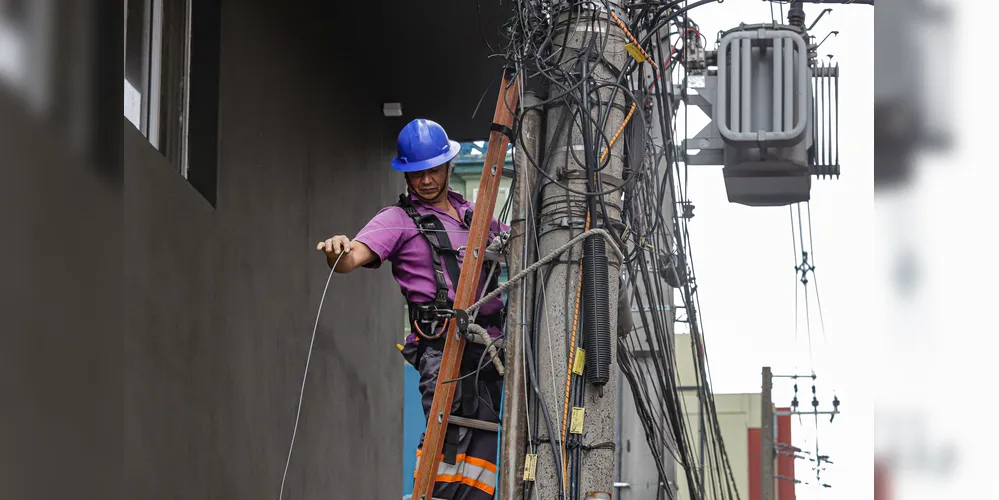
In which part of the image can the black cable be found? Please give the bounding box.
[439,334,505,386]
[502,1,747,498]
[524,282,567,500]
[475,0,496,54]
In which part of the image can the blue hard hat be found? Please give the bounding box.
[391,119,461,173]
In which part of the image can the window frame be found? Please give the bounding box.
[124,0,220,206]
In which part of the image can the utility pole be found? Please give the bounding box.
[498,92,542,500]
[761,366,775,500]
[534,2,629,498]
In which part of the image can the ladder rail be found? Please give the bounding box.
[411,68,521,500]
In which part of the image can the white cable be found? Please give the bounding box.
[284,227,618,498]
[354,226,471,238]
[528,191,566,499]
[278,252,343,500]
[465,228,623,315]
[517,157,535,466]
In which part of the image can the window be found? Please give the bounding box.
[125,0,219,205]
[125,0,175,155]
[470,186,511,219]
[470,187,510,204]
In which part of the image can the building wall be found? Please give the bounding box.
[2,0,516,498]
[124,1,410,499]
[749,427,763,500]
[749,409,795,500]
[0,97,121,500]
[673,392,760,500]
[776,410,796,500]
[673,334,787,500]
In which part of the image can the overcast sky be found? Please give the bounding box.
[672,2,873,499]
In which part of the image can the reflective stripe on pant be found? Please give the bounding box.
[414,451,497,497]
[403,341,503,500]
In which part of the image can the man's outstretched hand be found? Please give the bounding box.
[315,235,375,273]
[317,235,352,256]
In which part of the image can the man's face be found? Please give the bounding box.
[405,163,450,202]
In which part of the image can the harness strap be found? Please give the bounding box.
[396,193,504,337]
[397,194,457,309]
[397,193,498,305]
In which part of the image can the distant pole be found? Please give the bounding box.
[761,367,775,500]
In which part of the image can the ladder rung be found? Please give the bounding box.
[449,416,500,433]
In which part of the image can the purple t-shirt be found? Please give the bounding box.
[353,190,509,344]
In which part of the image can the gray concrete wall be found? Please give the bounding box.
[124,1,408,498]
[0,97,120,500]
[0,0,519,497]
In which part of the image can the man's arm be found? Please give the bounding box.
[317,236,377,273]
[318,205,407,273]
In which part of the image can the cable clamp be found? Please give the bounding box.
[537,217,588,239]
[561,171,626,188]
[454,309,469,335]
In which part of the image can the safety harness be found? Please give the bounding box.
[395,193,503,340]
[395,193,504,466]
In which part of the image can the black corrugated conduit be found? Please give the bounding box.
[582,234,611,386]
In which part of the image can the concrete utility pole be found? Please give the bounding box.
[761,366,775,500]
[499,92,542,500]
[534,2,629,498]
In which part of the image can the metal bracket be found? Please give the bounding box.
[561,170,625,189]
[537,217,589,239]
[680,74,725,166]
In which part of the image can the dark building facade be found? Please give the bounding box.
[122,1,505,499]
[0,0,508,497]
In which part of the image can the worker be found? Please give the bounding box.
[317,118,507,499]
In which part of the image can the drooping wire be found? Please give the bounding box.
[278,253,343,500]
[806,202,829,347]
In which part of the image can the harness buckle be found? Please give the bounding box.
[410,304,458,341]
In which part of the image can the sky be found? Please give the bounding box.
[871,1,999,499]
[669,2,874,499]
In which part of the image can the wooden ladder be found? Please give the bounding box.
[411,68,521,500]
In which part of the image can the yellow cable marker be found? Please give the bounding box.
[572,348,586,376]
[570,407,585,435]
[624,43,647,63]
[523,454,538,481]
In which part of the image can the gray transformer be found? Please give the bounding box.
[683,24,839,207]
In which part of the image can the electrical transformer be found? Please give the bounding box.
[683,24,839,207]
